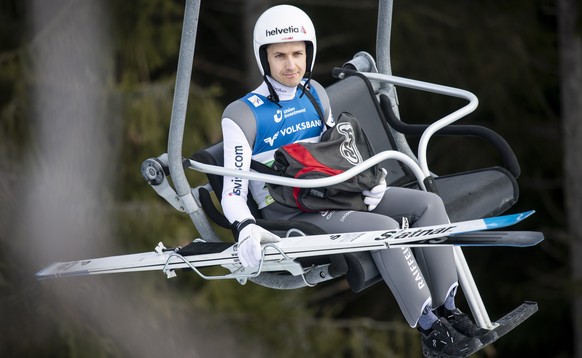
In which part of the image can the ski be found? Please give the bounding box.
[383,210,536,245]
[36,210,538,280]
[390,230,543,248]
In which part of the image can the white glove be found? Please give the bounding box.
[237,223,280,268]
[363,168,387,211]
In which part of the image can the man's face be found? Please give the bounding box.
[266,41,307,88]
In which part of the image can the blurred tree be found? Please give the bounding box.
[558,1,582,358]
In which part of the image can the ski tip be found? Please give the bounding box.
[483,210,536,229]
[513,210,536,222]
[512,210,536,220]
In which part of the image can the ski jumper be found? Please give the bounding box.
[221,77,458,327]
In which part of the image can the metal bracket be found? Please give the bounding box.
[159,242,318,287]
[141,155,185,212]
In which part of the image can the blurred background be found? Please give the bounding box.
[0,0,579,357]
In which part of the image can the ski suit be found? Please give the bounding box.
[221,77,458,327]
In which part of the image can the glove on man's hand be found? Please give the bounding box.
[363,168,387,211]
[237,223,280,267]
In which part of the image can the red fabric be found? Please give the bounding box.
[285,144,344,211]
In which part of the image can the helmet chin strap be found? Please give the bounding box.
[263,74,281,106]
[264,74,311,104]
[299,41,314,98]
[259,47,281,105]
[299,73,312,99]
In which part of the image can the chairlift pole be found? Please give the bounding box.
[375,0,415,161]
[375,0,395,94]
[167,0,220,242]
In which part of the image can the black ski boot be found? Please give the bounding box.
[420,317,482,358]
[443,308,498,346]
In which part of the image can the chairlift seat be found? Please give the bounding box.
[326,73,520,222]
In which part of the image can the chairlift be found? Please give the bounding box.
[38,0,540,344]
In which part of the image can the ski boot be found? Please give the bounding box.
[442,308,498,347]
[420,317,482,358]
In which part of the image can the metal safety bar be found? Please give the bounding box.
[360,72,479,177]
[187,150,427,190]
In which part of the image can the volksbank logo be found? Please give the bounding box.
[263,119,322,147]
[265,26,307,37]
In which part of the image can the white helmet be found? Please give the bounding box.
[253,5,317,77]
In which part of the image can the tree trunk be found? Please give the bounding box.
[558,0,582,357]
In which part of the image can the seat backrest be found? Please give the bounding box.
[190,142,263,219]
[325,73,416,186]
[191,141,225,198]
